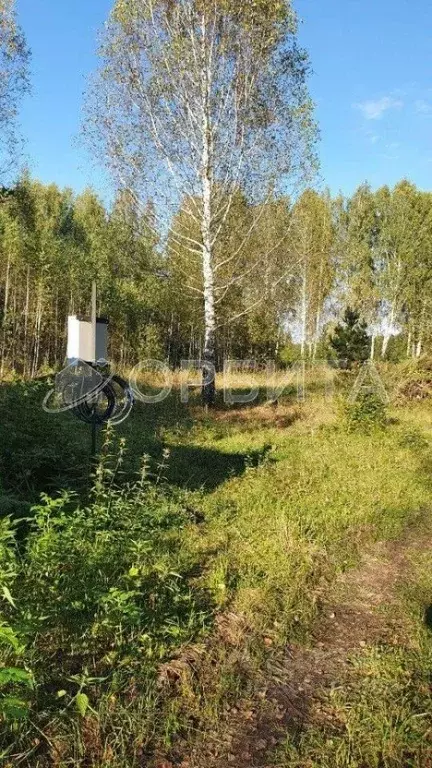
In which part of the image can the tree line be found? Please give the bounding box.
[0,175,431,376]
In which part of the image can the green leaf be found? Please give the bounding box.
[0,668,33,688]
[75,692,89,717]
[0,697,29,721]
[1,586,16,608]
[56,689,67,698]
[0,624,21,652]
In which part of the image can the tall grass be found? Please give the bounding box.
[0,370,431,764]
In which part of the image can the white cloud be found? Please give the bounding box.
[354,96,404,120]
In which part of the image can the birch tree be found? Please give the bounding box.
[0,0,30,178]
[289,189,334,358]
[374,182,418,358]
[402,189,432,358]
[85,0,316,403]
[338,183,379,357]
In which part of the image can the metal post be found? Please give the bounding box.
[91,281,97,363]
[91,418,97,461]
[91,282,98,466]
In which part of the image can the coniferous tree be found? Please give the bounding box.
[330,307,370,369]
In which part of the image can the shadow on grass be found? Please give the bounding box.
[164,443,269,491]
[0,381,273,510]
[116,398,273,490]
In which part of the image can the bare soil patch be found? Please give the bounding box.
[177,515,431,768]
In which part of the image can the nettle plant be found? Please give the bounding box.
[0,517,34,724]
[0,625,34,723]
[23,460,210,658]
[0,432,214,751]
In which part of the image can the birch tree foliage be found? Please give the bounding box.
[166,192,296,360]
[338,183,380,355]
[289,189,334,358]
[374,182,419,357]
[0,0,30,177]
[85,0,317,401]
[400,189,432,357]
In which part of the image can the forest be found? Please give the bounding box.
[1,176,432,376]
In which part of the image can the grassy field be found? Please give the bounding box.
[0,365,431,766]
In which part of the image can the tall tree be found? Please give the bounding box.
[85,0,317,404]
[290,189,335,358]
[401,189,432,358]
[0,0,30,178]
[374,182,418,358]
[336,183,380,358]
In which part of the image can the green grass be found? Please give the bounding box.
[276,547,432,768]
[0,374,431,765]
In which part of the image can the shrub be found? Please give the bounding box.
[345,390,388,432]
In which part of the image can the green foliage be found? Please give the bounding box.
[0,176,165,374]
[0,379,89,499]
[18,449,212,664]
[1,175,432,374]
[0,614,32,725]
[1,378,432,761]
[330,307,370,368]
[0,429,215,755]
[279,338,302,365]
[345,390,388,432]
[0,443,213,758]
[0,0,30,172]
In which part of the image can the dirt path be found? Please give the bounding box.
[186,515,431,768]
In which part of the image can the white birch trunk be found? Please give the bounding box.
[370,334,376,360]
[406,328,411,358]
[381,334,389,358]
[416,304,426,358]
[200,13,216,406]
[32,288,43,379]
[300,261,307,359]
[313,306,321,360]
[381,302,396,358]
[312,243,325,360]
[23,264,30,376]
[1,256,11,377]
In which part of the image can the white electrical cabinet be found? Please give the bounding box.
[95,319,108,362]
[67,315,108,363]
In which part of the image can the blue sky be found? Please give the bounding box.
[16,0,432,199]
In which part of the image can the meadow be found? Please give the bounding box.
[0,362,431,767]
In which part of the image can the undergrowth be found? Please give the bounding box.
[0,434,215,765]
[0,376,431,765]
